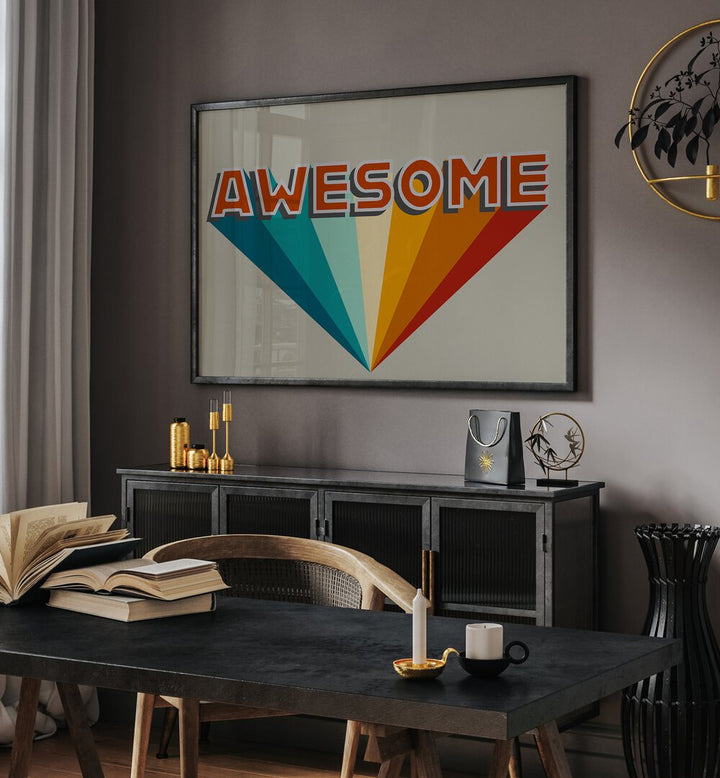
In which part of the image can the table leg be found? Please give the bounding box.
[488,738,513,778]
[178,698,200,778]
[411,731,443,778]
[8,677,41,778]
[378,753,405,778]
[56,682,105,778]
[533,721,573,778]
[509,737,523,778]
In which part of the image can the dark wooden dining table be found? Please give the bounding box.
[0,597,680,778]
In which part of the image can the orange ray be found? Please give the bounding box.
[372,200,496,365]
[371,205,434,360]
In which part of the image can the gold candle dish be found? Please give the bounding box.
[393,647,458,680]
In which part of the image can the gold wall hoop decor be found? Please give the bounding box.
[629,19,720,219]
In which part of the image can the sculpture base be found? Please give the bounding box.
[537,478,579,487]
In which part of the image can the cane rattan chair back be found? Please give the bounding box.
[130,534,417,778]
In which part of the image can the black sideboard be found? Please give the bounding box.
[118,465,603,631]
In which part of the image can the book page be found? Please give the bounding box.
[16,547,76,595]
[8,502,87,585]
[42,557,154,591]
[107,566,228,599]
[113,558,214,580]
[17,516,118,579]
[17,537,138,601]
[0,513,12,595]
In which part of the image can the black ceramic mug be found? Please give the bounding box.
[457,640,530,678]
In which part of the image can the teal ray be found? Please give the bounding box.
[260,171,368,365]
[209,210,368,368]
[310,206,369,365]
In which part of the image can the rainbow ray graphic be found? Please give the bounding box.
[209,173,546,371]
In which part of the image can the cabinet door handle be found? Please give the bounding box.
[421,549,428,597]
[421,549,435,614]
[428,550,435,614]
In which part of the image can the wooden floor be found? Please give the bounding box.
[0,721,478,777]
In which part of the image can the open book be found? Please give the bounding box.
[47,589,217,622]
[0,502,136,604]
[42,557,229,600]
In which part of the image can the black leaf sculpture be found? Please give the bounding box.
[615,30,720,167]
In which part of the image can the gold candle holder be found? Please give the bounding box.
[208,399,220,473]
[707,164,719,201]
[393,648,458,680]
[220,389,234,473]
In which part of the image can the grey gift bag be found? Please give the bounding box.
[464,410,525,485]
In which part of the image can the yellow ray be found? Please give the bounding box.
[372,205,435,363]
[356,210,393,358]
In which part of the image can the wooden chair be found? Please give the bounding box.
[129,534,418,778]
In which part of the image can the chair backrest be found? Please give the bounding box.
[144,534,417,613]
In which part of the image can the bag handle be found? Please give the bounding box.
[467,414,508,448]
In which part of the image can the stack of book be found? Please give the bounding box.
[0,501,138,605]
[0,501,228,621]
[42,557,229,621]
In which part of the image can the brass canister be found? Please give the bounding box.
[187,444,209,471]
[170,418,190,469]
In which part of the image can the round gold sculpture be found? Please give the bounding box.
[627,19,720,219]
[525,412,585,483]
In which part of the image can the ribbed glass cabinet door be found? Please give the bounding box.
[125,480,218,557]
[432,498,544,624]
[221,486,317,538]
[325,491,428,594]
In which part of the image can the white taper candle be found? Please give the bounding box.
[412,589,428,666]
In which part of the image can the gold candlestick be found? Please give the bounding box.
[220,389,234,473]
[208,399,220,473]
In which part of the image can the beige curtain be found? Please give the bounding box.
[0,0,96,742]
[1,0,93,511]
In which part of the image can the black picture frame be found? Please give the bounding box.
[192,76,577,390]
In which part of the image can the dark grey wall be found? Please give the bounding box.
[91,0,720,722]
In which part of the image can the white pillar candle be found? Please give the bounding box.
[412,589,428,666]
[466,623,503,660]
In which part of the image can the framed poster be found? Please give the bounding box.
[192,76,577,389]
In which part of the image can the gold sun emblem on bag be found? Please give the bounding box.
[478,450,494,472]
